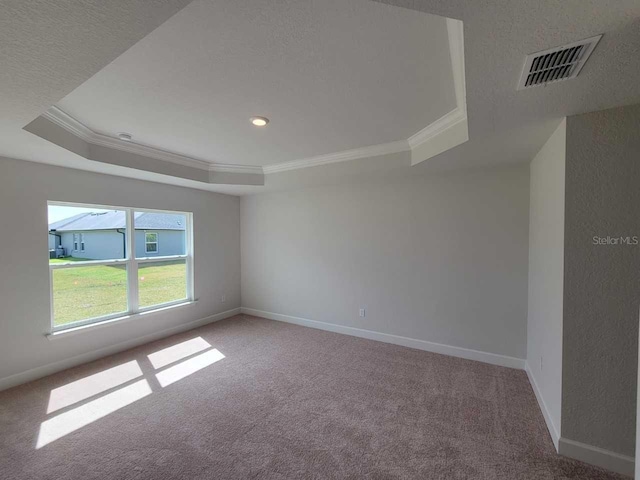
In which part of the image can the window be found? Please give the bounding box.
[145,232,158,253]
[47,202,193,332]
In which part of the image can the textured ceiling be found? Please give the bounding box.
[227,0,640,194]
[0,1,192,166]
[376,0,640,176]
[1,1,639,195]
[55,0,455,167]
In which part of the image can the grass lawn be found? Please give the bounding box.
[51,258,186,327]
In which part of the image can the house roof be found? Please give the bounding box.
[49,211,186,232]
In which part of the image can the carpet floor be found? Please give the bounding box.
[0,314,627,479]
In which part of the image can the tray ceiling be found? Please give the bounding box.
[52,0,458,169]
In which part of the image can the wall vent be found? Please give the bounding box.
[517,35,602,90]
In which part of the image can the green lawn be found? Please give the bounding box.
[138,261,187,309]
[51,259,186,327]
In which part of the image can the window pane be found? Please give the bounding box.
[52,265,128,327]
[138,260,187,309]
[48,204,127,263]
[135,212,186,258]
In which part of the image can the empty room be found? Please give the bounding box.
[1,1,639,479]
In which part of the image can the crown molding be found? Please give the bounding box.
[408,18,468,166]
[43,106,412,177]
[447,18,467,115]
[44,107,215,171]
[264,17,468,174]
[265,50,467,176]
[407,107,466,149]
[43,106,94,142]
[43,19,467,179]
[262,140,410,175]
[44,107,265,176]
[209,163,263,175]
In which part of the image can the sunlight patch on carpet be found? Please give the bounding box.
[155,348,225,387]
[147,336,211,369]
[37,379,152,448]
[47,360,143,414]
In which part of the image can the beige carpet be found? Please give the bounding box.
[0,315,626,479]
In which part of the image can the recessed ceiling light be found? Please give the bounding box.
[250,116,269,127]
[117,132,133,141]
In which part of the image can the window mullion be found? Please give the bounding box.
[187,212,194,301]
[48,202,192,332]
[126,209,139,314]
[49,267,55,333]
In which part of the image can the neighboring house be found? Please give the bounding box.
[48,211,186,260]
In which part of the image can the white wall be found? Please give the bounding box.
[526,119,566,449]
[0,157,240,388]
[241,164,530,359]
[562,103,640,460]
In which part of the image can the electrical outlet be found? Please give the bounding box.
[359,308,365,318]
[221,294,226,303]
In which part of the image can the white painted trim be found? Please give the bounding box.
[209,163,263,175]
[527,356,634,476]
[46,301,198,339]
[558,438,634,477]
[0,307,241,392]
[264,19,468,174]
[525,362,560,451]
[408,109,466,150]
[43,106,95,143]
[409,18,468,166]
[44,107,211,170]
[240,308,525,369]
[41,20,469,179]
[44,107,260,175]
[447,18,467,116]
[262,140,410,175]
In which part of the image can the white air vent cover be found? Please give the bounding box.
[518,35,602,90]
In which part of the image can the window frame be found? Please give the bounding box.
[144,231,158,254]
[80,233,85,252]
[48,201,194,333]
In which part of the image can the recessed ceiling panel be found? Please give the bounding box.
[56,0,456,167]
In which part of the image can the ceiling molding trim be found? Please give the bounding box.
[407,107,466,149]
[45,107,215,171]
[43,106,95,142]
[45,107,264,175]
[409,17,468,166]
[262,140,410,175]
[43,18,467,178]
[447,17,467,116]
[209,163,263,175]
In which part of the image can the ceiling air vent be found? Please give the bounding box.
[517,35,602,90]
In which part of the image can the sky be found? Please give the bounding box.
[48,205,110,224]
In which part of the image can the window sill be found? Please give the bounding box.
[45,300,198,340]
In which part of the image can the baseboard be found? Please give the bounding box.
[0,307,241,392]
[524,362,560,451]
[240,307,525,370]
[558,437,635,477]
[525,362,634,477]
